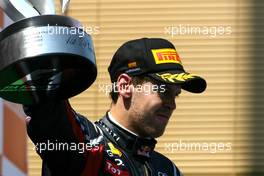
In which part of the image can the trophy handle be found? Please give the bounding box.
[61,0,71,14]
[0,0,40,21]
[27,0,56,15]
[0,0,56,21]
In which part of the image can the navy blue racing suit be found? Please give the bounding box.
[24,100,182,176]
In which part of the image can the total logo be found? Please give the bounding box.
[105,159,129,176]
[106,142,124,166]
[108,142,122,157]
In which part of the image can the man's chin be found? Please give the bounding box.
[150,127,166,138]
[137,125,166,138]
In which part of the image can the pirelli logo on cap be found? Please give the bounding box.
[151,48,182,65]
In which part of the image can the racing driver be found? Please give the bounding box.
[24,38,207,176]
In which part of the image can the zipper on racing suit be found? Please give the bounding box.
[143,164,149,176]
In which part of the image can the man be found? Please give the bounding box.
[24,38,206,175]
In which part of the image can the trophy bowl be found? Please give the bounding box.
[0,15,97,105]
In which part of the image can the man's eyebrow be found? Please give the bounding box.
[164,85,181,95]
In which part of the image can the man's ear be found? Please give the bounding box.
[116,73,133,98]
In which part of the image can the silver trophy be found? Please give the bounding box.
[0,0,97,104]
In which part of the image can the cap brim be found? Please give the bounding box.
[148,70,207,93]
